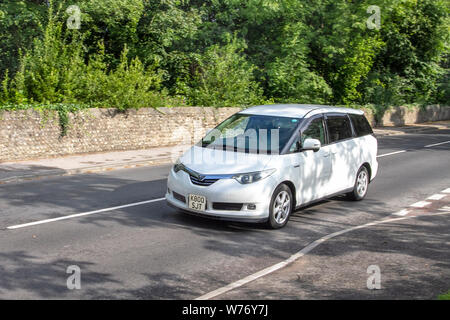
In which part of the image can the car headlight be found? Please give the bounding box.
[173,159,184,173]
[233,169,276,184]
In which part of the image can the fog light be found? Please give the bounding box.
[247,204,256,210]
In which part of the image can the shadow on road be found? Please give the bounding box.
[0,250,120,299]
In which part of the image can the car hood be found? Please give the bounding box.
[179,146,274,175]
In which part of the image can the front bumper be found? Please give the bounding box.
[166,168,277,222]
[166,200,268,223]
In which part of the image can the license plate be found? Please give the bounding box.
[188,194,206,211]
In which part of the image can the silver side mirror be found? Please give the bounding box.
[302,138,321,152]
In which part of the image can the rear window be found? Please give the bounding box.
[326,115,353,143]
[350,114,373,137]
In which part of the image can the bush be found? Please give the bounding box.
[11,13,86,104]
[7,3,175,110]
[72,45,174,110]
[177,36,265,107]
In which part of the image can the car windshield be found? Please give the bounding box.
[199,114,301,154]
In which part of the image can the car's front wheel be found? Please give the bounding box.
[267,184,293,229]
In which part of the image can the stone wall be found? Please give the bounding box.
[0,107,240,162]
[375,105,450,126]
[361,105,450,126]
[0,105,448,162]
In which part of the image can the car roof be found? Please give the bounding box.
[239,104,364,118]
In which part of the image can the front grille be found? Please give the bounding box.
[212,202,243,211]
[173,191,186,204]
[190,175,219,186]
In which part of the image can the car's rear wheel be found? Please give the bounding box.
[267,184,293,229]
[347,166,369,201]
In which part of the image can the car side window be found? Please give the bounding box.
[288,117,325,153]
[326,115,353,143]
[349,114,373,137]
[301,118,326,145]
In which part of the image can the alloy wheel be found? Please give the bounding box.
[356,170,368,197]
[273,190,291,225]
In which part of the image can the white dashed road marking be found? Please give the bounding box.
[198,188,450,299]
[196,209,450,300]
[392,209,410,216]
[427,194,446,201]
[410,201,432,208]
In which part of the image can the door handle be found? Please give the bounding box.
[323,152,330,157]
[293,164,300,168]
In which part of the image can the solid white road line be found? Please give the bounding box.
[377,150,407,158]
[427,194,446,201]
[195,210,450,300]
[409,201,432,208]
[442,188,450,194]
[424,140,450,148]
[7,198,166,230]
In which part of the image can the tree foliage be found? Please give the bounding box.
[2,2,173,110]
[177,36,265,107]
[0,0,448,109]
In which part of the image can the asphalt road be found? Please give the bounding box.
[0,130,449,299]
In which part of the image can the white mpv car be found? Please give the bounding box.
[166,104,378,228]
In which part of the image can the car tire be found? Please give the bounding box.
[347,166,369,201]
[267,184,293,229]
